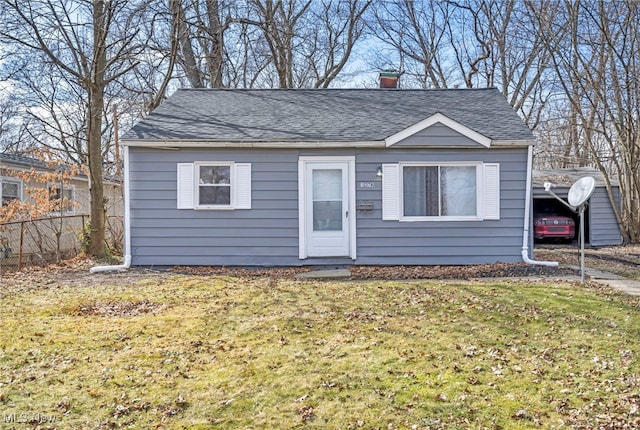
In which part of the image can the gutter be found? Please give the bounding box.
[90,145,132,273]
[121,139,385,149]
[121,139,535,150]
[521,145,558,267]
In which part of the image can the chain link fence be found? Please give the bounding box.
[0,214,123,274]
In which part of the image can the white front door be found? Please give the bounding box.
[299,158,354,258]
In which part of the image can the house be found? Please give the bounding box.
[1,153,124,267]
[0,153,122,219]
[119,88,540,267]
[533,168,622,246]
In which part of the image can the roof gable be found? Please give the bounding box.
[124,88,534,146]
[385,112,491,148]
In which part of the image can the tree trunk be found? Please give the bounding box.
[171,0,204,88]
[88,0,107,257]
[206,0,224,87]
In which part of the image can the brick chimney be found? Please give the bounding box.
[379,70,400,88]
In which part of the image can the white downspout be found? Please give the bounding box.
[90,145,132,273]
[522,145,558,266]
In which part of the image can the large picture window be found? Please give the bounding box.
[402,165,477,218]
[382,162,500,222]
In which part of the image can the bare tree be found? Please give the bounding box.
[119,1,180,113]
[370,0,453,88]
[529,0,640,242]
[238,0,313,88]
[474,0,551,128]
[0,93,27,153]
[168,0,231,88]
[0,0,144,257]
[12,61,88,165]
[234,0,371,88]
[369,0,551,128]
[302,0,372,88]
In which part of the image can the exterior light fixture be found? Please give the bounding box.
[376,166,383,178]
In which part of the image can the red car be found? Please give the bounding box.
[534,214,575,241]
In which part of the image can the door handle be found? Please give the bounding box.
[346,211,349,218]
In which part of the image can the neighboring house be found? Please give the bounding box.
[121,88,539,266]
[0,153,122,219]
[533,168,622,246]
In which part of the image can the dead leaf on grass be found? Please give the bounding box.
[350,263,578,280]
[434,393,448,402]
[297,404,315,422]
[70,300,165,317]
[512,409,531,420]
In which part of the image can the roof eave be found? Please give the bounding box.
[121,139,387,148]
[491,139,536,147]
[1,160,51,170]
[122,138,535,149]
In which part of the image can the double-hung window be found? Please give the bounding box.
[382,162,500,221]
[197,163,232,208]
[1,178,22,206]
[176,162,252,210]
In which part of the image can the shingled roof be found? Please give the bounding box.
[0,152,50,169]
[533,167,618,188]
[124,88,534,144]
[1,152,121,184]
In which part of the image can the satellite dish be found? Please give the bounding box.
[568,176,596,207]
[544,175,596,284]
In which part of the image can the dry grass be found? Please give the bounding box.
[1,270,640,428]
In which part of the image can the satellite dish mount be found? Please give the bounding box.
[544,176,596,283]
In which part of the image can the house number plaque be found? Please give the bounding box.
[359,181,378,189]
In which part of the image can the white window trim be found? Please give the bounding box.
[47,183,76,215]
[298,156,357,260]
[194,161,235,210]
[398,161,484,222]
[1,177,24,206]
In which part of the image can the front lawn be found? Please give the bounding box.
[1,273,639,428]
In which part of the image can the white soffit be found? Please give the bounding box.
[385,112,492,148]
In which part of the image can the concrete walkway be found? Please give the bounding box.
[578,266,640,296]
[295,268,351,279]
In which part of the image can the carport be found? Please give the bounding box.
[533,168,622,246]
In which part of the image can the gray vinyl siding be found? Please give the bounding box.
[129,146,528,266]
[393,123,483,147]
[130,148,299,266]
[354,148,527,265]
[589,186,622,246]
